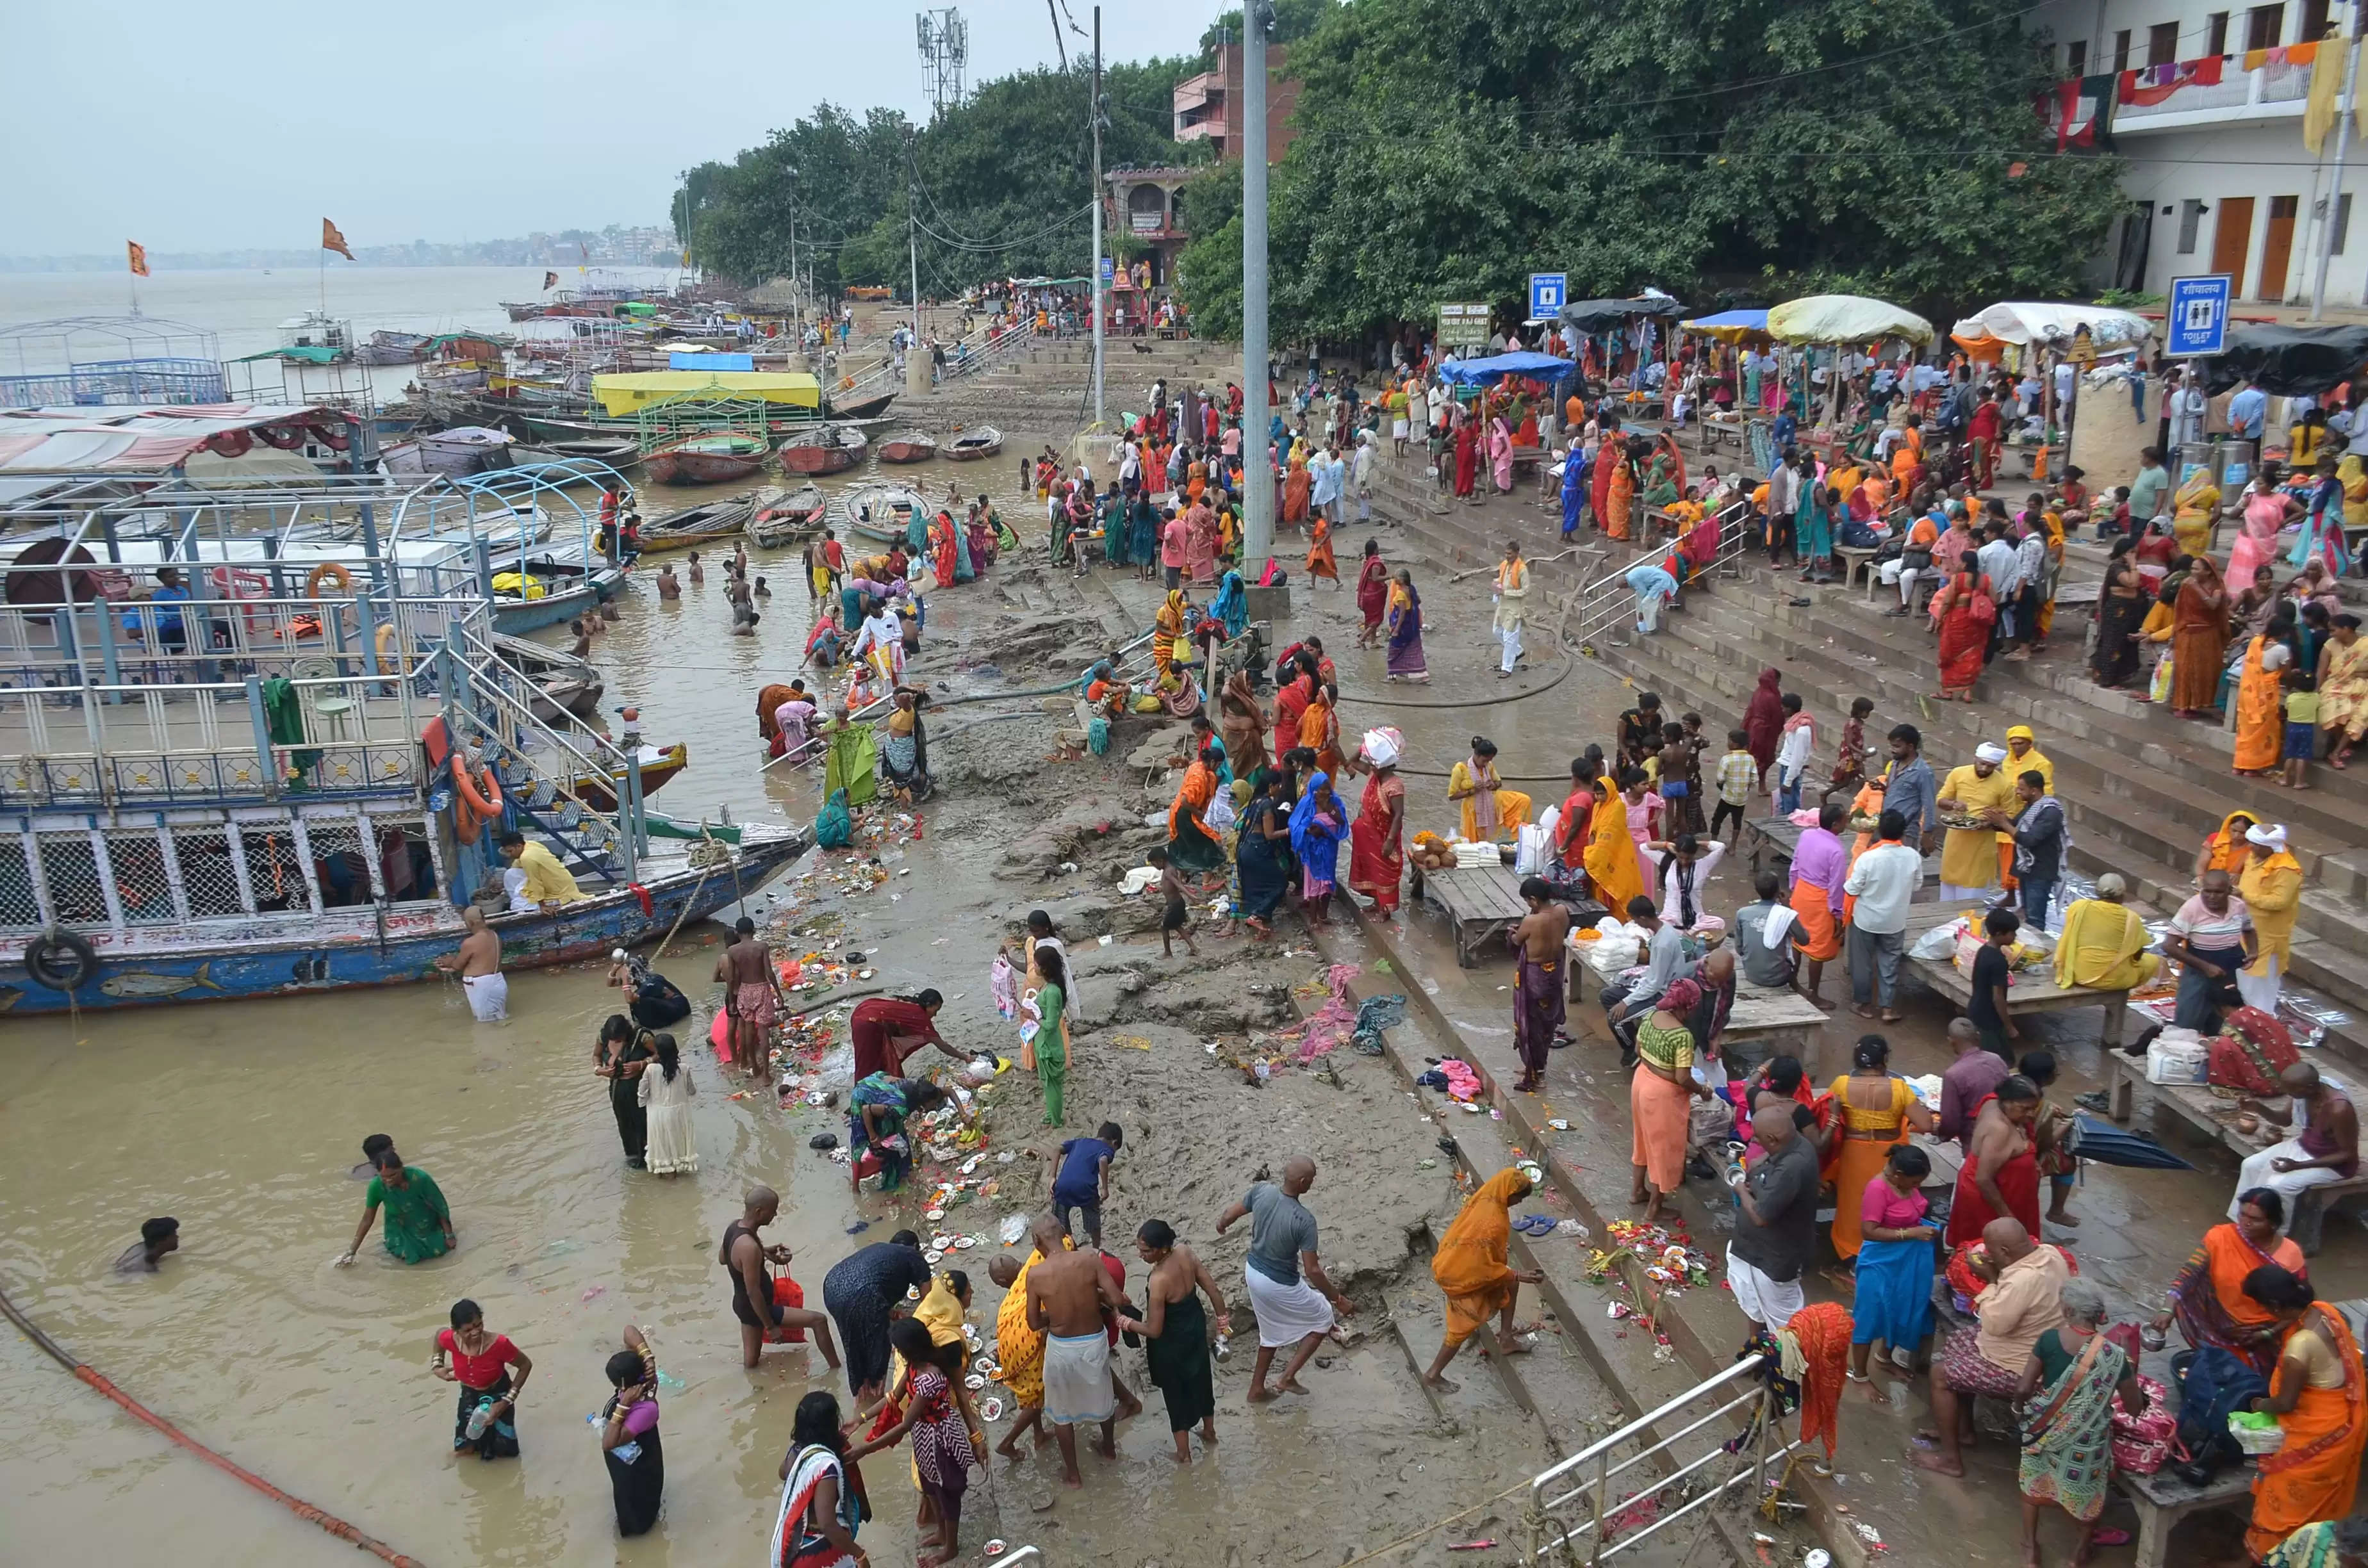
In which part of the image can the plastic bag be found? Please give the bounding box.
[2148,648,2175,705]
[1205,789,1238,833]
[1910,919,1964,962]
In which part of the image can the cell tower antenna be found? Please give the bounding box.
[916,8,968,122]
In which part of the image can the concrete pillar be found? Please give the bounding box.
[907,344,932,401]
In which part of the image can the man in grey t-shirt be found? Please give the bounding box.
[1727,1104,1820,1343]
[1216,1156,1354,1401]
[1730,869,1797,992]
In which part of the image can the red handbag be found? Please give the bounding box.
[2207,1006,2299,1096]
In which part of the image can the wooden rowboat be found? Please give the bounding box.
[828,391,898,420]
[778,425,868,475]
[751,484,828,546]
[877,432,938,464]
[839,483,930,546]
[637,496,751,552]
[944,426,1003,462]
[567,740,689,812]
[510,435,641,468]
[643,432,769,485]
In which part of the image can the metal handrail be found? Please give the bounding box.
[1565,498,1754,651]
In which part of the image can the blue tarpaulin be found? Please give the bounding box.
[1436,351,1574,386]
[670,351,753,371]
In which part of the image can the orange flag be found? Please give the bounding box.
[321,218,354,260]
[126,240,150,277]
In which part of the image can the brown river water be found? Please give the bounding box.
[4,451,1604,1566]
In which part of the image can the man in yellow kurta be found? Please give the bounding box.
[498,831,587,905]
[2236,823,2303,1013]
[1936,744,2017,902]
[2002,724,2054,794]
[2052,872,2162,990]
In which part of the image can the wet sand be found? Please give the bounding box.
[3,443,1609,1564]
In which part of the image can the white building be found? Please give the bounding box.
[2034,0,2365,307]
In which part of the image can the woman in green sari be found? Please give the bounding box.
[1029,943,1073,1127]
[821,706,879,809]
[2014,1279,2143,1566]
[338,1151,455,1265]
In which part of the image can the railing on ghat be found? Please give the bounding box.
[1562,498,1755,654]
[1528,1352,1797,1565]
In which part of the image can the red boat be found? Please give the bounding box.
[877,432,937,464]
[779,426,867,475]
[643,433,768,485]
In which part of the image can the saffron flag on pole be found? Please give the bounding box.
[2306,34,2350,155]
[126,240,150,277]
[321,218,355,260]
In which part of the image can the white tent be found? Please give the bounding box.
[1950,302,2152,354]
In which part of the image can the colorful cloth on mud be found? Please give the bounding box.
[2249,1305,2368,1562]
[1244,1263,1335,1347]
[1939,1325,2023,1396]
[2019,1329,2129,1522]
[1513,949,1565,1074]
[1431,1169,1527,1348]
[1042,1330,1116,1426]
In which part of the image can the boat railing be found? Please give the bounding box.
[442,624,641,882]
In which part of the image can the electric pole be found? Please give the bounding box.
[1090,4,1106,432]
[1240,0,1274,567]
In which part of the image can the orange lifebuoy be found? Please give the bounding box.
[452,762,504,821]
[305,562,353,596]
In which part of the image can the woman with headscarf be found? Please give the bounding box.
[1212,569,1248,639]
[1630,977,1714,1223]
[1354,540,1390,646]
[1448,737,1530,843]
[2239,823,2304,1013]
[1272,664,1314,763]
[1283,451,1313,522]
[2090,535,2148,689]
[1419,1168,1543,1388]
[1385,569,1428,682]
[1234,768,1292,934]
[1151,589,1188,681]
[1167,744,1228,878]
[1288,771,1347,924]
[1931,560,1996,702]
[1128,491,1160,580]
[2051,873,2164,990]
[1488,412,1514,493]
[1452,418,1479,500]
[928,511,958,589]
[1743,668,1785,783]
[1583,769,1647,913]
[1296,682,1344,780]
[2292,459,2347,576]
[2169,553,2231,718]
[1348,728,1407,916]
[1187,503,1221,586]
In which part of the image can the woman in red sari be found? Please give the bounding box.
[1272,669,1313,765]
[1354,540,1391,647]
[1347,730,1407,914]
[1453,420,1479,499]
[1931,564,1996,702]
[1945,1077,2043,1246]
[929,512,958,589]
[1743,667,1785,782]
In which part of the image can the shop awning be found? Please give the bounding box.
[1558,293,1688,334]
[2203,323,2368,396]
[1678,309,1772,343]
[1950,302,2152,359]
[1766,294,1934,346]
[1436,351,1576,386]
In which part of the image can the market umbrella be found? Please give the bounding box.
[1679,308,1772,344]
[1436,351,1575,386]
[2066,1113,2198,1171]
[2203,323,2368,396]
[1765,294,1935,347]
[1558,293,1688,335]
[1950,302,2152,360]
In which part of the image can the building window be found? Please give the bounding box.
[2179,199,2206,254]
[2247,4,2283,51]
[2301,0,2330,38]
[2149,20,2180,64]
[2337,192,2355,255]
[2067,38,2088,74]
[2207,11,2231,53]
[2114,28,2133,70]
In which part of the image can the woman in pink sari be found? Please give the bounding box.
[2229,469,2300,587]
[1185,505,1219,585]
[1488,416,1514,493]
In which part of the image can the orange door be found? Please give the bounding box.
[2213,196,2256,291]
[2258,195,2299,300]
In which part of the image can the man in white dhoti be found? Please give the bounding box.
[1215,1156,1355,1401]
[1493,541,1529,676]
[437,906,507,1020]
[2232,1063,2360,1236]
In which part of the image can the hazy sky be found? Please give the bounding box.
[0,1,1213,255]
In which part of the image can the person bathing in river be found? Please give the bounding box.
[715,916,783,1079]
[115,1216,179,1274]
[338,1148,454,1266]
[720,1186,842,1372]
[435,905,506,1021]
[1026,1216,1128,1487]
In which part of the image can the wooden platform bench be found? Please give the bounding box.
[1410,863,1602,969]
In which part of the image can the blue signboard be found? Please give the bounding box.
[2166,274,2232,357]
[1099,256,1114,284]
[1529,272,1567,320]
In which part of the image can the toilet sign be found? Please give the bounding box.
[2166,274,2232,357]
[1529,272,1567,320]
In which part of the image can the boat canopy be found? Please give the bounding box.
[590,370,821,418]
[228,345,343,364]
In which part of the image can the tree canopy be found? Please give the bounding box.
[1177,0,2123,341]
[676,57,1202,298]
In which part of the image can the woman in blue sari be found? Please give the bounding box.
[1797,482,1836,584]
[1212,571,1247,639]
[1288,770,1347,927]
[1103,484,1128,566]
[1848,1142,1938,1384]
[1129,494,1160,578]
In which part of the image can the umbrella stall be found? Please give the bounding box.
[1677,309,1774,457]
[1950,302,2153,486]
[1764,294,1936,462]
[1556,293,1688,412]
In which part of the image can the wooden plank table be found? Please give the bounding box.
[1722,979,1833,1070]
[1407,862,1529,968]
[2101,1052,2368,1254]
[1898,903,2133,1051]
[2113,1461,2254,1568]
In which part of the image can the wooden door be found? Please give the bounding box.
[2259,195,2299,300]
[2213,197,2256,292]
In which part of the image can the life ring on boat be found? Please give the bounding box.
[452,761,505,822]
[259,423,307,450]
[24,928,97,993]
[306,561,354,596]
[374,621,409,672]
[204,429,253,459]
[307,420,351,452]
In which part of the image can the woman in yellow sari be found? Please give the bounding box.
[1827,1036,1936,1260]
[1297,683,1344,780]
[2051,873,2164,990]
[1418,1169,1541,1387]
[1151,589,1187,678]
[1583,772,1646,911]
[1447,737,1531,842]
[2173,466,2221,559]
[2233,635,2289,776]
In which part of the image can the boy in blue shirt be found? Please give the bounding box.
[1049,1122,1123,1247]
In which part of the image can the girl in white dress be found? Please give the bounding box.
[636,1034,698,1176]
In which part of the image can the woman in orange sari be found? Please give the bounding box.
[1281,453,1311,524]
[2243,1268,2367,1564]
[2170,555,2230,718]
[1297,683,1344,780]
[2156,1189,2308,1378]
[2194,810,2260,883]
[2232,634,2289,776]
[1825,1036,1936,1261]
[1186,459,1206,507]
[1605,446,1636,541]
[1347,730,1407,915]
[1304,512,1339,585]
[1420,1168,1540,1386]
[1167,746,1227,874]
